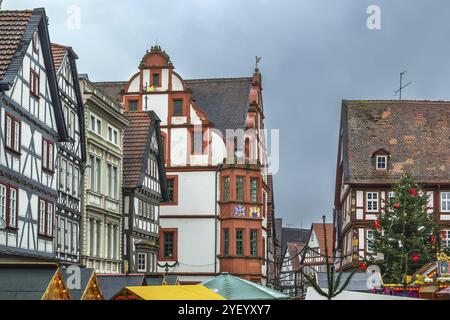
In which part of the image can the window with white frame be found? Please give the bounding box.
[367,229,375,252]
[38,199,54,237]
[42,139,54,172]
[89,155,101,192]
[441,192,450,212]
[443,230,450,248]
[107,163,117,199]
[0,184,18,228]
[67,163,73,194]
[376,155,387,170]
[366,192,379,212]
[137,252,147,272]
[90,114,102,136]
[73,167,79,198]
[108,126,118,145]
[5,113,21,153]
[59,158,67,191]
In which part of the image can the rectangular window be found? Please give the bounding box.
[250,230,258,256]
[5,114,21,153]
[250,178,258,203]
[58,218,65,250]
[108,126,118,145]
[73,167,79,198]
[223,229,229,256]
[376,155,387,170]
[90,114,102,135]
[38,199,54,237]
[192,129,203,155]
[163,231,175,259]
[113,225,118,260]
[128,100,138,112]
[30,69,40,98]
[0,185,7,227]
[59,158,67,191]
[441,192,450,212]
[72,223,77,253]
[443,230,450,248]
[173,99,183,116]
[96,221,101,258]
[236,177,244,202]
[67,163,72,194]
[223,177,230,201]
[367,229,375,252]
[107,164,118,198]
[90,155,101,193]
[8,187,17,228]
[137,252,147,272]
[236,229,244,256]
[366,192,379,212]
[42,139,54,172]
[66,221,72,252]
[152,74,160,87]
[89,219,94,256]
[166,178,175,203]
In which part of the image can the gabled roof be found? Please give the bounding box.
[0,8,68,140]
[307,223,334,259]
[281,227,309,255]
[0,10,33,82]
[122,111,168,199]
[341,100,450,184]
[50,43,67,72]
[186,77,252,135]
[97,274,145,300]
[0,265,60,300]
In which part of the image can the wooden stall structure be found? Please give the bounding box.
[61,267,103,300]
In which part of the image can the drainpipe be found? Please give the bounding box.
[214,164,222,275]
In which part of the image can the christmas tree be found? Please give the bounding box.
[368,173,440,285]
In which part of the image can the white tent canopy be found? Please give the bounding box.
[305,287,421,300]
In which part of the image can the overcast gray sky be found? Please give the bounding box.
[5,0,450,228]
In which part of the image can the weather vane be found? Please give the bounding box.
[255,56,262,69]
[394,71,412,100]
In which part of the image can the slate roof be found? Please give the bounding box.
[0,266,58,300]
[50,43,68,71]
[186,78,252,135]
[281,227,310,255]
[0,10,33,81]
[93,81,127,104]
[342,100,450,184]
[123,112,153,188]
[61,267,95,300]
[92,77,253,135]
[97,274,145,300]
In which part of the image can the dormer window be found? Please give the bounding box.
[376,155,387,170]
[372,148,390,171]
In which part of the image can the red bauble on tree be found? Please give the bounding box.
[412,253,420,264]
[359,262,367,271]
[393,203,401,209]
[374,220,381,229]
[408,188,418,197]
[431,235,437,245]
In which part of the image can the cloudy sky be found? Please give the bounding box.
[5,0,450,228]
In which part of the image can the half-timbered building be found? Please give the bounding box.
[122,111,168,274]
[79,75,129,273]
[94,46,273,284]
[334,100,450,270]
[0,9,68,261]
[51,43,86,265]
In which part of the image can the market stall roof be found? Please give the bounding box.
[97,274,145,300]
[437,287,450,295]
[316,272,382,292]
[144,274,180,286]
[112,285,225,300]
[202,273,289,300]
[0,264,70,300]
[305,287,421,300]
[61,267,103,300]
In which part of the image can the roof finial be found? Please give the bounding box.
[255,56,262,70]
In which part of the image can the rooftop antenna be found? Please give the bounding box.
[255,56,262,70]
[394,71,412,100]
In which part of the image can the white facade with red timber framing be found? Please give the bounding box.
[95,46,273,284]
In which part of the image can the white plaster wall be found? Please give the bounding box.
[142,70,150,89]
[172,73,184,91]
[158,217,217,273]
[145,94,168,125]
[170,128,187,166]
[210,130,227,165]
[129,74,140,92]
[160,171,216,215]
[160,69,169,91]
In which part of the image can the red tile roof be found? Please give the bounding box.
[311,223,334,260]
[0,10,33,81]
[50,43,68,72]
[123,112,153,188]
[342,100,450,184]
